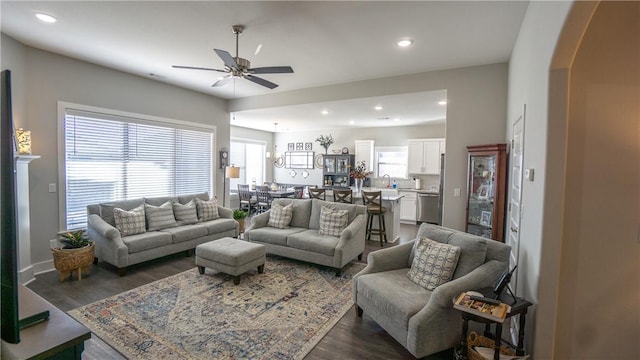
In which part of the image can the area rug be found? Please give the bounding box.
[68,256,364,360]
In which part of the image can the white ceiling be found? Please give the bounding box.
[1,1,528,132]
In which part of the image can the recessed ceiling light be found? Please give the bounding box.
[321,110,329,115]
[394,118,400,122]
[396,39,413,47]
[374,105,383,111]
[35,13,57,23]
[438,100,447,105]
[349,120,355,125]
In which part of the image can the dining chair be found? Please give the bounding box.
[255,186,272,213]
[333,188,353,204]
[292,186,304,199]
[237,184,257,213]
[308,187,326,200]
[361,190,387,246]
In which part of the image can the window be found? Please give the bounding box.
[375,146,408,178]
[229,139,266,191]
[62,105,214,230]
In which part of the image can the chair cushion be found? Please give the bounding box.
[113,204,146,236]
[286,229,340,256]
[448,233,488,279]
[318,206,349,236]
[268,203,293,229]
[145,201,177,231]
[195,198,219,222]
[407,237,460,290]
[173,200,198,225]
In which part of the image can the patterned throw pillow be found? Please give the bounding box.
[173,200,198,225]
[268,203,293,229]
[113,204,146,236]
[195,198,219,222]
[318,206,349,237]
[145,201,177,231]
[407,237,461,290]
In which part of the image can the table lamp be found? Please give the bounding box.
[223,165,240,207]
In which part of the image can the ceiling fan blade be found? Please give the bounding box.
[214,49,238,69]
[172,65,227,73]
[212,76,233,87]
[248,66,294,74]
[244,75,278,89]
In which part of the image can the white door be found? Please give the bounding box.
[507,106,525,343]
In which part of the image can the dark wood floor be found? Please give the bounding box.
[27,223,453,360]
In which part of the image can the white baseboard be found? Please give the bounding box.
[18,265,35,284]
[33,259,56,276]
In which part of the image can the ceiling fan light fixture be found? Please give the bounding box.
[35,13,57,23]
[396,39,413,47]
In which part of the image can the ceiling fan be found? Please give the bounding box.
[172,25,294,89]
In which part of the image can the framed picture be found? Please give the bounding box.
[480,211,492,226]
[287,143,294,151]
[305,142,312,150]
[296,142,303,150]
[477,184,490,200]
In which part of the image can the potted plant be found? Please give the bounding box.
[233,210,249,234]
[51,230,95,282]
[315,134,334,154]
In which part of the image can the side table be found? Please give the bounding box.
[455,287,532,360]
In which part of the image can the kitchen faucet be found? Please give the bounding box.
[382,174,391,188]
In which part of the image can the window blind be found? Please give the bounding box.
[64,109,213,230]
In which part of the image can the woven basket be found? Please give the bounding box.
[467,331,516,360]
[52,241,95,272]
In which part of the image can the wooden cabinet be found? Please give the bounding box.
[408,139,445,175]
[322,154,355,188]
[465,144,508,241]
[399,191,417,223]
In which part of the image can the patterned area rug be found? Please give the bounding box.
[68,256,364,360]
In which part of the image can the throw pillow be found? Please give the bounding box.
[113,204,146,236]
[144,201,177,231]
[195,198,219,222]
[268,203,293,229]
[318,206,349,237]
[407,237,461,290]
[173,200,198,225]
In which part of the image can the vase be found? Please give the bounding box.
[354,178,364,192]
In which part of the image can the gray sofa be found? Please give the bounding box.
[244,198,366,275]
[87,192,238,275]
[352,223,511,358]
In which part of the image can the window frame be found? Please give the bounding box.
[229,137,267,191]
[374,145,409,179]
[57,101,216,230]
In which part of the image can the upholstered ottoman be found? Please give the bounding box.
[195,237,266,285]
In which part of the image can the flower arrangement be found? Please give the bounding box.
[349,161,373,179]
[315,134,334,154]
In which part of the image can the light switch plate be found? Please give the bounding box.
[454,188,461,197]
[48,183,57,193]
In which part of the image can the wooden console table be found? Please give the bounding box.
[1,285,91,359]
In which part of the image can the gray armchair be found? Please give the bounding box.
[352,223,510,358]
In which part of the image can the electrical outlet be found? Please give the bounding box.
[454,188,461,197]
[48,183,57,193]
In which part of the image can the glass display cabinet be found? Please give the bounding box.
[465,144,508,241]
[322,154,354,188]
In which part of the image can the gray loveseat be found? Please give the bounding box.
[352,223,511,358]
[87,192,238,275]
[244,198,366,275]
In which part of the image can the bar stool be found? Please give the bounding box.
[361,191,387,246]
[333,188,353,203]
[308,187,326,200]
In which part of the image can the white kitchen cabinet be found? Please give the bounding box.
[408,138,445,175]
[399,191,417,223]
[354,140,374,170]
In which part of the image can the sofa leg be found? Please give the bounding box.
[117,267,127,276]
[357,253,363,261]
[257,264,265,274]
[197,265,205,274]
[187,249,194,257]
[335,268,343,277]
[233,275,241,285]
[93,257,99,265]
[356,305,363,317]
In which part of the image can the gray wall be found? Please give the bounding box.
[230,63,508,231]
[1,34,229,271]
